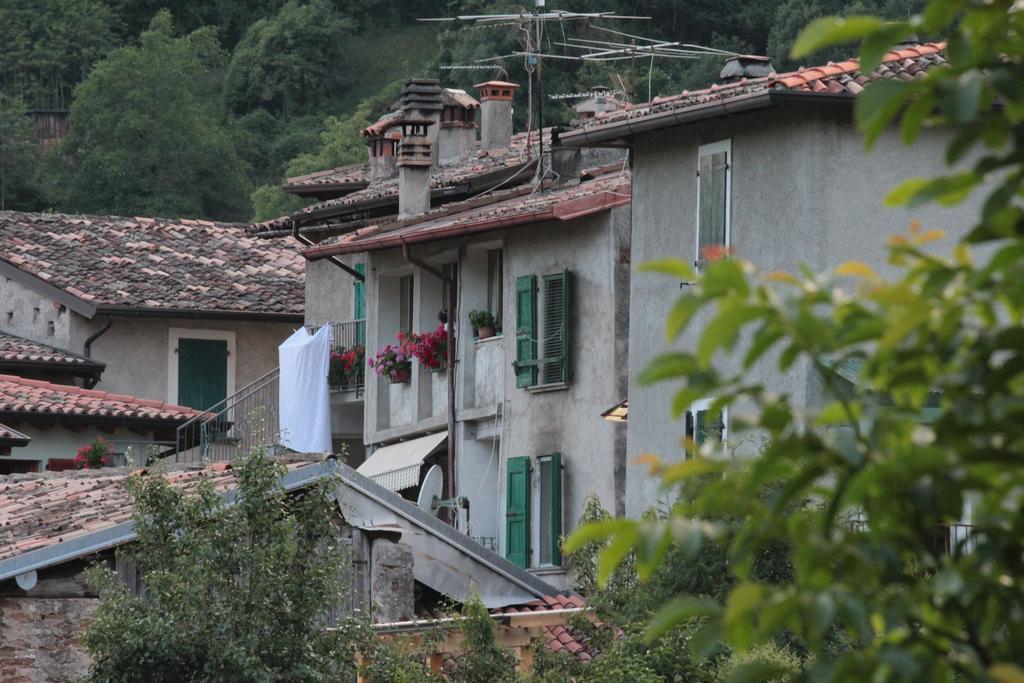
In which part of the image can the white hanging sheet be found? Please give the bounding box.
[278,326,332,453]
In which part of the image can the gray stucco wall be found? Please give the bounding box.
[4,423,157,470]
[0,277,74,349]
[72,315,295,404]
[304,255,364,328]
[356,204,628,580]
[624,107,983,517]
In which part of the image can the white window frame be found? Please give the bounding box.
[167,328,237,405]
[687,398,728,449]
[694,139,732,267]
[530,454,562,569]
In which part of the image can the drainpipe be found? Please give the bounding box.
[82,316,113,388]
[291,220,365,282]
[401,239,457,510]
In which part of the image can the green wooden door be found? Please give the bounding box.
[506,456,531,568]
[177,338,228,410]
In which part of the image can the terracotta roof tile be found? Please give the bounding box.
[581,42,947,128]
[0,332,103,372]
[0,422,29,446]
[489,593,602,662]
[0,212,305,316]
[0,461,317,562]
[0,374,204,422]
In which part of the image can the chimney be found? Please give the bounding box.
[366,131,399,184]
[474,80,519,151]
[719,55,775,83]
[437,88,480,166]
[397,79,443,218]
[574,86,625,120]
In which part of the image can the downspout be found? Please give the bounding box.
[82,316,113,389]
[291,220,365,282]
[401,239,458,511]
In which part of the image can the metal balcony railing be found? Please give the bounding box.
[311,320,366,398]
[174,368,280,463]
[172,320,365,463]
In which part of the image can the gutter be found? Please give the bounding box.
[290,218,365,281]
[83,315,113,361]
[0,459,337,583]
[95,305,304,323]
[367,607,587,634]
[557,89,855,147]
[303,189,631,260]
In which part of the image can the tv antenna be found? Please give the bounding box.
[421,1,651,173]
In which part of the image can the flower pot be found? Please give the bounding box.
[389,367,411,384]
[478,325,496,339]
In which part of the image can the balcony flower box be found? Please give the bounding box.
[369,342,411,384]
[405,325,447,372]
[329,344,364,390]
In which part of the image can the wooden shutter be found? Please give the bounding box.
[541,270,570,384]
[697,150,728,266]
[505,456,531,568]
[515,275,537,388]
[549,452,562,566]
[177,338,228,410]
[353,263,365,322]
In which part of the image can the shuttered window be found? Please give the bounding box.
[515,275,537,388]
[696,141,731,270]
[399,275,414,334]
[505,456,531,568]
[538,453,563,566]
[541,271,570,385]
[353,263,365,321]
[685,400,727,454]
[487,249,504,327]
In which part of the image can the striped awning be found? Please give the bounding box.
[356,431,448,492]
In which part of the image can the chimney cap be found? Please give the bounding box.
[719,55,775,82]
[474,80,520,101]
[400,78,444,112]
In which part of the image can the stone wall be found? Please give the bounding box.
[0,596,96,682]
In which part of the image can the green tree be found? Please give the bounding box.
[43,11,251,221]
[84,453,357,681]
[0,95,45,211]
[569,1,1024,680]
[224,0,355,118]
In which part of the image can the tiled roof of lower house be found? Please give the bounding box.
[303,169,631,260]
[0,374,204,423]
[0,212,305,318]
[561,42,946,141]
[283,162,371,196]
[0,461,315,562]
[0,332,105,374]
[0,423,30,447]
[493,593,598,662]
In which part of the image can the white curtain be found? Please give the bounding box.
[278,326,332,453]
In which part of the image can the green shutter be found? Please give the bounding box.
[177,339,228,410]
[506,456,531,568]
[549,452,562,566]
[541,271,570,384]
[697,150,728,266]
[515,275,537,388]
[353,263,365,322]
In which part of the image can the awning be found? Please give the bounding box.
[357,431,448,492]
[601,398,628,422]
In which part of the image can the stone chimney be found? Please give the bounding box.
[397,120,434,217]
[474,80,519,151]
[397,79,443,218]
[437,89,480,166]
[573,86,625,121]
[366,131,399,184]
[719,55,775,83]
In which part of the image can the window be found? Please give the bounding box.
[684,398,727,452]
[353,263,365,321]
[399,275,414,334]
[695,140,731,270]
[487,249,504,328]
[513,270,570,388]
[441,262,458,322]
[168,328,235,410]
[505,453,563,568]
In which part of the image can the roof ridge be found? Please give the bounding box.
[772,40,946,87]
[0,373,203,417]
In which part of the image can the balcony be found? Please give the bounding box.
[318,320,366,399]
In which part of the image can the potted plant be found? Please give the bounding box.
[369,342,412,384]
[74,437,111,470]
[406,324,448,371]
[329,344,364,389]
[468,310,496,339]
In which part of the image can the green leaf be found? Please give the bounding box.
[698,304,764,366]
[638,352,699,385]
[666,294,705,341]
[859,22,912,74]
[724,662,791,683]
[790,16,885,58]
[644,596,721,642]
[900,92,936,145]
[724,582,764,625]
[854,79,916,146]
[639,258,697,281]
[660,457,726,486]
[561,518,634,554]
[597,527,637,586]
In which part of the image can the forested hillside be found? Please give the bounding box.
[0,0,921,221]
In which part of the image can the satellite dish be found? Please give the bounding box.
[417,465,444,515]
